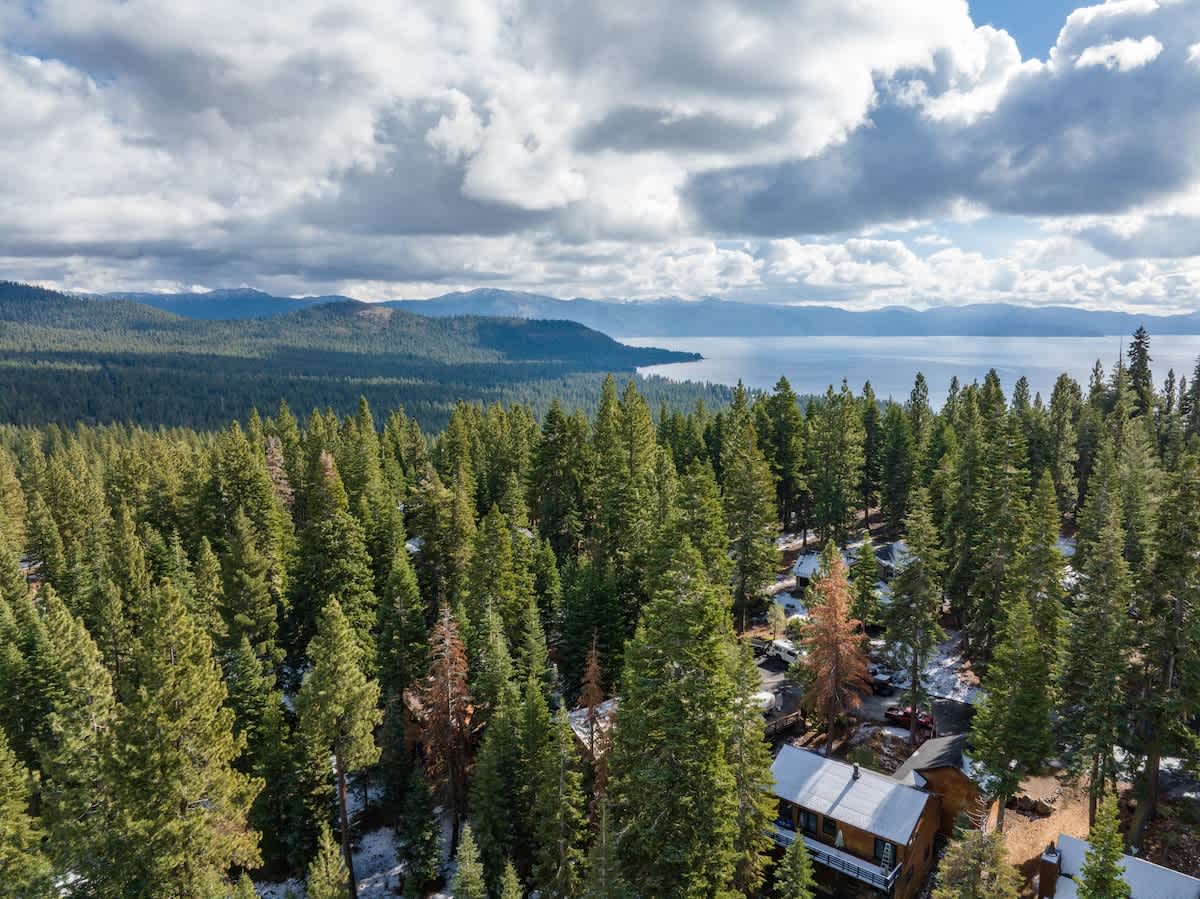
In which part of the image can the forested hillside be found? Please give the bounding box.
[0,282,715,430]
[2,328,1199,898]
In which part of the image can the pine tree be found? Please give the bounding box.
[192,535,225,643]
[36,589,118,889]
[1048,374,1081,516]
[0,727,53,898]
[420,604,473,850]
[396,767,442,899]
[931,825,1018,899]
[806,382,866,544]
[609,540,737,896]
[26,490,66,588]
[1023,471,1066,662]
[674,458,731,586]
[970,597,1054,829]
[802,548,871,753]
[297,599,383,899]
[221,509,282,668]
[1061,440,1132,826]
[885,488,945,745]
[452,825,487,899]
[234,872,258,899]
[1127,326,1154,418]
[531,708,587,899]
[579,635,610,791]
[376,545,428,806]
[1077,795,1129,899]
[850,534,881,628]
[881,402,915,530]
[308,821,351,899]
[470,685,523,885]
[500,861,523,899]
[469,506,523,648]
[757,376,807,529]
[582,795,631,899]
[860,381,883,529]
[105,582,261,896]
[775,835,815,899]
[723,420,780,629]
[727,640,776,894]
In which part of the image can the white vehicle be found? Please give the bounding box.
[770,638,801,665]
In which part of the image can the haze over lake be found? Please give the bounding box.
[627,335,1200,405]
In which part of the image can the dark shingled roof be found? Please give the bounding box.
[893,733,971,783]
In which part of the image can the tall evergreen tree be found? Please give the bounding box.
[850,534,881,628]
[970,597,1054,829]
[674,458,732,586]
[0,727,53,898]
[420,604,473,850]
[1127,326,1154,419]
[530,707,587,899]
[297,599,383,899]
[105,583,261,896]
[885,489,946,745]
[722,421,780,629]
[610,541,737,896]
[806,382,866,544]
[881,402,915,531]
[757,376,807,529]
[860,381,883,530]
[582,796,631,899]
[397,767,442,899]
[727,640,776,894]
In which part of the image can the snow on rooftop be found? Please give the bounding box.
[771,745,930,846]
[404,536,424,554]
[1054,833,1200,899]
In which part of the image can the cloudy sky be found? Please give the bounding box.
[2,0,1199,309]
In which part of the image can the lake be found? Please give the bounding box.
[626,335,1200,405]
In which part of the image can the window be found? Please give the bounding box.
[799,810,819,835]
[822,817,838,838]
[874,838,895,867]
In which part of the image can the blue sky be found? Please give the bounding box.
[0,1,1198,310]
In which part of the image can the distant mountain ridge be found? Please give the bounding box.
[0,281,710,429]
[87,286,1200,337]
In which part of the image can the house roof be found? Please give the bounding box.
[1054,833,1200,899]
[771,745,931,845]
[892,734,971,785]
[567,699,618,757]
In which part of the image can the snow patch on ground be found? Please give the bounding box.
[772,590,808,619]
[1056,536,1076,558]
[892,629,981,705]
[255,825,402,898]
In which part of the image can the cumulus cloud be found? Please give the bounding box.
[0,0,1198,310]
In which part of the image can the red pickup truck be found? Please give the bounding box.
[884,705,935,733]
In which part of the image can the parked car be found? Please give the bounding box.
[885,704,935,732]
[870,665,895,696]
[770,638,802,665]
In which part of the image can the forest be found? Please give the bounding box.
[0,282,721,431]
[1,325,1199,899]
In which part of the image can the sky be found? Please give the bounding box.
[1,0,1199,310]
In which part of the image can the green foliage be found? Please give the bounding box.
[775,835,815,899]
[307,822,350,899]
[397,768,442,898]
[452,825,487,899]
[722,420,780,627]
[931,825,1018,899]
[727,640,776,894]
[1078,796,1130,899]
[0,727,53,898]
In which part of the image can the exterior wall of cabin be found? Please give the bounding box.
[777,793,942,899]
[918,766,981,836]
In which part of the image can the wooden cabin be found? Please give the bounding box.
[771,745,941,899]
[892,734,983,836]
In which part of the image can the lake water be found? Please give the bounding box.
[626,335,1200,405]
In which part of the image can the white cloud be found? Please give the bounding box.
[1076,36,1164,71]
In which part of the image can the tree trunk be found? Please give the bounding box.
[824,715,836,756]
[1128,736,1161,849]
[336,751,359,899]
[909,657,920,747]
[995,796,1007,832]
[1088,754,1100,828]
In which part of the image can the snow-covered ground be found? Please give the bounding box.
[772,590,808,619]
[1056,536,1076,558]
[256,826,405,898]
[890,629,981,705]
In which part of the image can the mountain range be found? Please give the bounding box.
[91,287,1200,337]
[0,281,710,429]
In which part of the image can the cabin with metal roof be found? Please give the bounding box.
[1037,833,1200,899]
[892,733,983,835]
[770,745,941,899]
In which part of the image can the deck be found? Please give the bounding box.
[772,822,901,893]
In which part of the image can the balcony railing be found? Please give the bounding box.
[772,822,901,893]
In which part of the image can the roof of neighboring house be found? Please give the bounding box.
[771,744,931,845]
[567,699,618,757]
[892,734,971,786]
[1053,833,1200,899]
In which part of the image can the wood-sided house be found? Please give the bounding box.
[771,745,940,899]
[891,733,983,836]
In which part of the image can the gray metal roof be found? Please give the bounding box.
[771,745,931,845]
[892,734,970,784]
[1055,834,1200,899]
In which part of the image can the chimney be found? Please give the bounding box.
[852,763,861,780]
[1037,843,1061,898]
